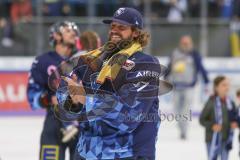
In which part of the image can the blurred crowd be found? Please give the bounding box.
[0,0,240,19]
[0,0,240,52]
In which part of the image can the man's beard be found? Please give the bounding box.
[61,39,75,49]
[101,34,133,61]
[108,33,133,45]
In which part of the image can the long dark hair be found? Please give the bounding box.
[131,27,150,47]
[213,75,226,96]
[80,31,100,51]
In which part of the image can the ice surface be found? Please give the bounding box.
[0,117,239,160]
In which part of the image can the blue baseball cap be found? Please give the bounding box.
[103,7,143,29]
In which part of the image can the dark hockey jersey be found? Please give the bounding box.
[27,51,64,110]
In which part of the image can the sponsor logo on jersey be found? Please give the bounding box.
[136,70,160,79]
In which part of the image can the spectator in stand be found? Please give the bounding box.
[0,0,14,47]
[61,2,73,16]
[42,0,74,17]
[42,0,63,16]
[233,0,240,19]
[218,0,233,19]
[164,0,188,23]
[10,0,32,24]
[9,0,32,49]
[117,0,135,8]
[208,0,233,19]
[66,0,87,16]
[188,0,200,17]
[208,0,221,17]
[97,0,117,17]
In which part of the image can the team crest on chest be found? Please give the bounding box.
[47,65,57,76]
[122,59,135,71]
[114,8,126,17]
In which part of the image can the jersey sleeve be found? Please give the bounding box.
[27,58,47,110]
[199,99,214,130]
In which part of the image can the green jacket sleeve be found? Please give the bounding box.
[199,99,214,130]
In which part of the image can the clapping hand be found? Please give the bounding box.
[61,74,86,105]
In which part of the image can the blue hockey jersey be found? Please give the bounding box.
[57,51,163,159]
